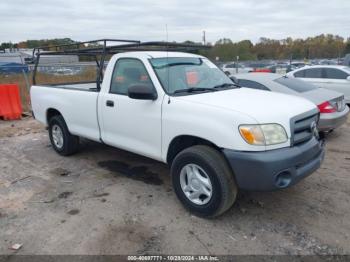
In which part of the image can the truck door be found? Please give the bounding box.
[99,58,162,161]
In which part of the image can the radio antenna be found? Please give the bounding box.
[166,24,169,44]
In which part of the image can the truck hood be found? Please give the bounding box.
[176,87,317,123]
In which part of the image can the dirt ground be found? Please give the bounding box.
[0,116,349,255]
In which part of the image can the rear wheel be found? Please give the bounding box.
[48,115,79,156]
[171,145,237,217]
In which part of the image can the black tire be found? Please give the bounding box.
[171,145,237,217]
[48,115,79,156]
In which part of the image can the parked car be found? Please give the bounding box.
[319,59,338,65]
[343,54,350,66]
[291,62,307,69]
[0,62,29,74]
[31,46,325,217]
[267,63,296,74]
[245,62,274,73]
[232,73,349,132]
[222,62,252,75]
[251,68,272,73]
[287,65,350,104]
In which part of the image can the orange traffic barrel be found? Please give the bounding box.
[0,84,23,120]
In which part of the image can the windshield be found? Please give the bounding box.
[274,77,318,93]
[150,57,235,95]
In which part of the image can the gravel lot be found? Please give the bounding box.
[0,116,349,255]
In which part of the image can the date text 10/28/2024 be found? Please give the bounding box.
[127,255,219,261]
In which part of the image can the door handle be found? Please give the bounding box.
[106,100,114,107]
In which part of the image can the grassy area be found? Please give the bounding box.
[0,67,96,112]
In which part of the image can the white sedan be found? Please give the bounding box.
[232,73,349,132]
[286,65,350,104]
[222,63,253,75]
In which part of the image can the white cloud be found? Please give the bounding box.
[0,0,349,43]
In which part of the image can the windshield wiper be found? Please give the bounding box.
[173,87,216,94]
[212,83,241,89]
[173,84,240,95]
[154,61,202,69]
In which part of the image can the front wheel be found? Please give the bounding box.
[171,145,237,217]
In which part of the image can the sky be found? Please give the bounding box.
[1,0,349,44]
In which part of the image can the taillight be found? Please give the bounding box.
[318,101,336,113]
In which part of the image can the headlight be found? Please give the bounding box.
[239,124,288,146]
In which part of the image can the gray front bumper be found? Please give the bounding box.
[222,137,325,191]
[318,106,349,132]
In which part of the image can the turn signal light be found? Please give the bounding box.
[239,125,265,145]
[240,128,256,144]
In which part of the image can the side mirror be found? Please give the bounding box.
[347,76,350,81]
[128,84,157,100]
[230,76,238,84]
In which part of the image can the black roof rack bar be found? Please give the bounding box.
[42,46,208,55]
[36,38,140,51]
[38,51,103,56]
[32,38,141,57]
[42,48,204,56]
[106,41,211,53]
[38,41,211,56]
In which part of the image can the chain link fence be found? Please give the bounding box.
[0,63,101,112]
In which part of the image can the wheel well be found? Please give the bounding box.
[47,108,62,123]
[166,135,219,165]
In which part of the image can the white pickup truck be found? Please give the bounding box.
[31,50,325,217]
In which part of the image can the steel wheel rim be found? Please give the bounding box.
[179,163,213,205]
[52,124,64,149]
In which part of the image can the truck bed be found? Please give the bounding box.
[30,84,101,142]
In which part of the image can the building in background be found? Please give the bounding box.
[0,49,78,64]
[0,49,79,75]
[37,54,79,64]
[0,52,26,64]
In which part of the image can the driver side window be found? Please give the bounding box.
[110,58,153,95]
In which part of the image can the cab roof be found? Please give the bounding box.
[118,51,205,59]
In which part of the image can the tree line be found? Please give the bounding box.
[0,38,76,50]
[203,34,350,62]
[1,34,350,62]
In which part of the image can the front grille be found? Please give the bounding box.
[292,113,319,146]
